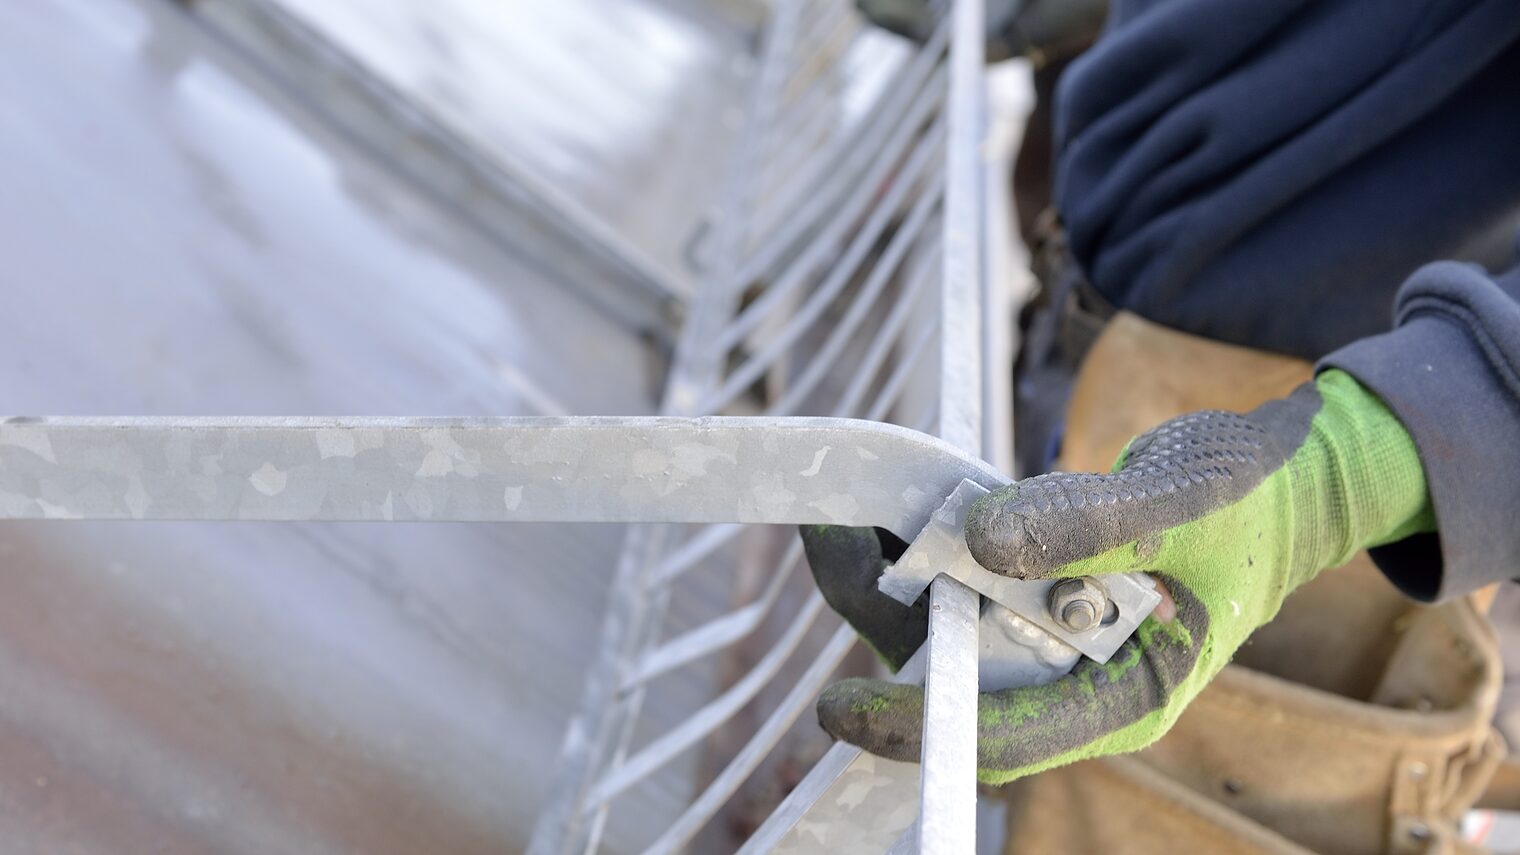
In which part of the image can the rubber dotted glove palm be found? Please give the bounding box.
[810,369,1434,784]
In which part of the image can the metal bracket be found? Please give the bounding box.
[881,479,1160,663]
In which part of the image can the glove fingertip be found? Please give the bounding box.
[817,678,924,763]
[967,473,1186,579]
[965,489,1043,578]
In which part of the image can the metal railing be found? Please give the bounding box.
[536,2,999,849]
[0,1,1154,851]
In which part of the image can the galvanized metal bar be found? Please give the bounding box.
[661,0,805,417]
[67,351,990,854]
[530,523,671,855]
[817,249,940,418]
[701,124,946,411]
[719,72,948,346]
[866,322,941,423]
[621,540,805,690]
[767,179,944,417]
[747,23,950,252]
[583,593,827,809]
[916,0,989,849]
[919,575,981,854]
[0,416,1004,535]
[643,622,858,854]
[650,522,745,585]
[938,0,987,457]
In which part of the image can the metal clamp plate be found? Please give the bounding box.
[880,479,1160,663]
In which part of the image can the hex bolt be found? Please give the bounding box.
[1048,578,1109,633]
[1060,598,1097,630]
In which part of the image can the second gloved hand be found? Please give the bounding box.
[809,369,1434,783]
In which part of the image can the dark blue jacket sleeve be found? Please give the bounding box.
[1054,1,1520,600]
[1320,263,1520,601]
[1055,0,1520,359]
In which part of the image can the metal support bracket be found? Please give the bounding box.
[881,479,1160,663]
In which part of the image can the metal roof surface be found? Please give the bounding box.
[0,0,754,849]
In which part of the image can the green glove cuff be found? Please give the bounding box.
[1290,368,1434,570]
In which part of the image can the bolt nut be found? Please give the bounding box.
[1048,578,1109,633]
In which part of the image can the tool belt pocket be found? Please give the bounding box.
[1159,558,1502,855]
[1002,559,1505,855]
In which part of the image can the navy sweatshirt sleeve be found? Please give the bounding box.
[1053,0,1520,359]
[1051,1,1520,600]
[1320,263,1520,601]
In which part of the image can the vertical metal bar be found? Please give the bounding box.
[938,0,986,456]
[920,0,988,852]
[918,576,980,854]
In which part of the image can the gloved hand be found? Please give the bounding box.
[855,0,1107,63]
[801,525,927,672]
[805,369,1433,783]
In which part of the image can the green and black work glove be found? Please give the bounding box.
[804,369,1434,784]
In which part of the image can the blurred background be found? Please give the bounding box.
[0,0,762,850]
